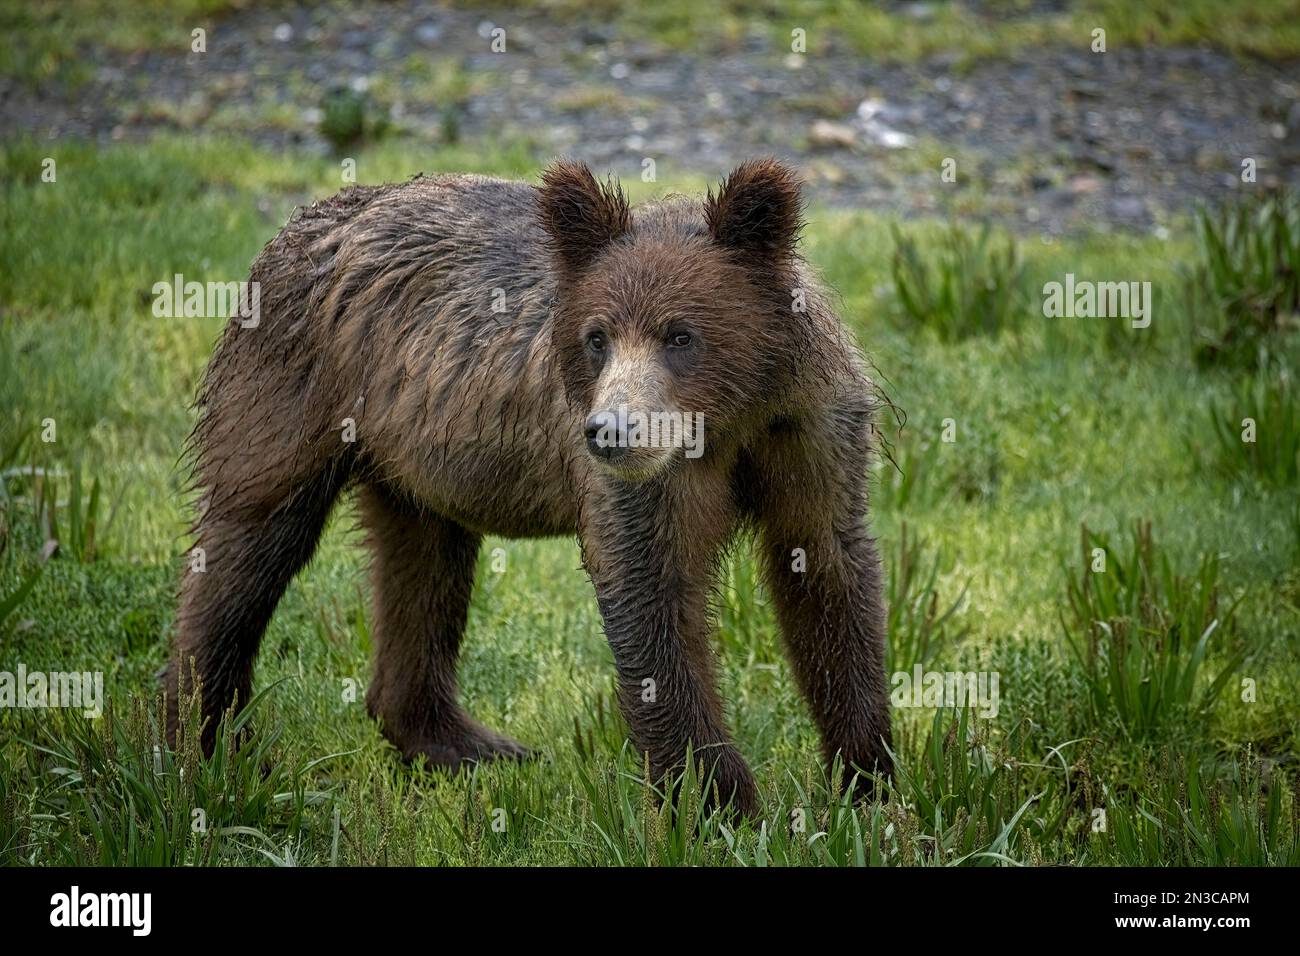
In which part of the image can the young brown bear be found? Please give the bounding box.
[167,158,892,817]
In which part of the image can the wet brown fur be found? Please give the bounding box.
[167,158,892,817]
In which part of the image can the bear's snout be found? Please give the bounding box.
[584,410,631,463]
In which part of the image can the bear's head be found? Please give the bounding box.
[538,157,807,482]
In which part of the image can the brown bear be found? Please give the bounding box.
[166,158,892,818]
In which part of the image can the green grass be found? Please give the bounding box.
[1186,190,1300,369]
[1,132,1298,866]
[1062,521,1246,742]
[455,0,1300,61]
[890,221,1027,342]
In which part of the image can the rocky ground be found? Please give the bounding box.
[4,0,1299,233]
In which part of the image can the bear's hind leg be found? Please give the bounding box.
[360,484,530,768]
[169,472,343,754]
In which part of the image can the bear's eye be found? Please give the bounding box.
[668,331,692,349]
[587,332,606,352]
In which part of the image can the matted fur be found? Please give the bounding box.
[167,158,892,817]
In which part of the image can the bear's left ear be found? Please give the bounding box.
[704,158,805,260]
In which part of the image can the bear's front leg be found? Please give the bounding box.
[579,472,758,818]
[750,402,894,800]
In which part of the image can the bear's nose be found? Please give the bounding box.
[585,411,629,462]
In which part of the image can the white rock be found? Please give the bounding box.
[857,98,885,122]
[872,128,914,149]
[808,120,857,149]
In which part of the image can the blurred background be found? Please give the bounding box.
[5,0,1299,232]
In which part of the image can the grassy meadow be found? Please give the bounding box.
[1,129,1298,866]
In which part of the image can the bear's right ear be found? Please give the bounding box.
[705,158,805,260]
[536,160,630,272]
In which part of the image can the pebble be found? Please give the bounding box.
[808,120,857,150]
[6,2,1295,236]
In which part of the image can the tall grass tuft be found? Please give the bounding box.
[891,222,1025,341]
[38,461,104,562]
[2,454,120,562]
[570,742,744,866]
[890,708,1075,866]
[1186,189,1300,368]
[886,522,970,676]
[1209,369,1300,486]
[14,683,337,866]
[1061,522,1245,741]
[1104,751,1299,866]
